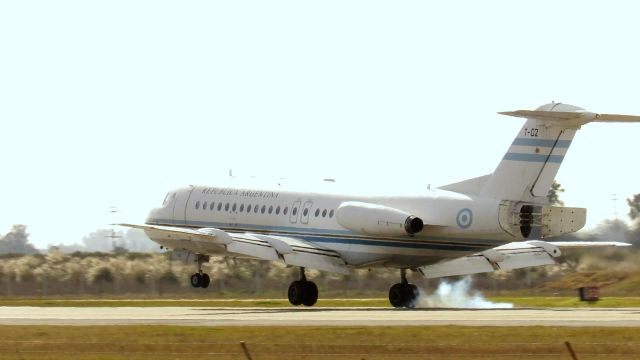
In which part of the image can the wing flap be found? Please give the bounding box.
[283,252,349,274]
[226,240,280,262]
[252,234,349,274]
[420,255,495,279]
[420,239,630,279]
[421,241,558,278]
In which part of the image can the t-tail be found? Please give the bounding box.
[441,102,640,239]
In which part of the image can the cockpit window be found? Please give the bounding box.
[162,192,176,207]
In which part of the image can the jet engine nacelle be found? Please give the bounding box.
[336,201,424,236]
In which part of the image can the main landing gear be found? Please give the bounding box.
[190,254,211,288]
[388,269,418,308]
[287,267,318,306]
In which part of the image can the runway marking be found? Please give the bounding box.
[0,307,639,327]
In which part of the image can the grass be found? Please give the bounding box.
[1,297,640,308]
[0,325,638,359]
[489,296,640,308]
[0,298,387,308]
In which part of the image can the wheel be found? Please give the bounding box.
[405,284,419,308]
[200,273,211,288]
[288,281,304,305]
[388,283,407,308]
[190,273,202,288]
[301,281,318,306]
[389,283,419,308]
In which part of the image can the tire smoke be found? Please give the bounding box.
[412,276,513,308]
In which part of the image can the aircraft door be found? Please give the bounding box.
[172,187,195,225]
[289,200,301,224]
[300,201,313,224]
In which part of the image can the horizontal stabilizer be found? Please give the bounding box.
[499,109,640,128]
[596,114,640,122]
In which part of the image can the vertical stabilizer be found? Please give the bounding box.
[441,102,640,202]
[482,103,585,202]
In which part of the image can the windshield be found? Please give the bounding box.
[162,192,176,207]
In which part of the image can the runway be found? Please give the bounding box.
[0,306,639,326]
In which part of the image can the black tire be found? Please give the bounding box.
[405,284,419,308]
[388,283,407,308]
[200,273,211,289]
[190,273,202,288]
[302,281,318,306]
[288,281,304,306]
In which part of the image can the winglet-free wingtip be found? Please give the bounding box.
[499,106,640,124]
[548,241,632,248]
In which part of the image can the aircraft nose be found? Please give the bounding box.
[146,207,169,224]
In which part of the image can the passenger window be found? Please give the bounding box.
[293,207,298,216]
[225,203,230,211]
[322,209,327,217]
[284,207,288,215]
[240,204,244,212]
[268,206,273,214]
[254,205,259,213]
[329,210,334,218]
[203,202,207,210]
[210,202,215,210]
[218,203,222,211]
[315,209,320,217]
[261,205,266,214]
[303,208,309,216]
[232,203,237,212]
[195,201,200,210]
[247,204,252,213]
[276,206,280,215]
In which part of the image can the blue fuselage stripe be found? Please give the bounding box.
[512,138,572,148]
[147,218,354,235]
[291,234,489,251]
[503,153,564,163]
[146,218,501,251]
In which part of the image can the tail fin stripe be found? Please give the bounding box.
[512,138,572,148]
[503,153,564,164]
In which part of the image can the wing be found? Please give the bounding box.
[119,224,349,274]
[419,240,630,279]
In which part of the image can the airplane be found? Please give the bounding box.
[121,103,639,308]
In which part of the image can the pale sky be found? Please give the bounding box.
[1,1,640,249]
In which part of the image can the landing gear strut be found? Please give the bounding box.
[287,267,318,306]
[388,269,418,308]
[190,254,211,288]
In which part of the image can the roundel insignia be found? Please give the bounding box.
[456,208,473,229]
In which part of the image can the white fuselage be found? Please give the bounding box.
[145,185,514,268]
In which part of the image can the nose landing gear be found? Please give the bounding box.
[287,267,318,306]
[190,254,211,288]
[388,269,418,308]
